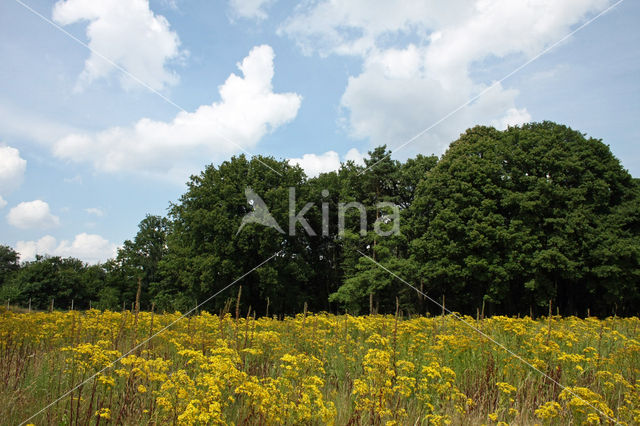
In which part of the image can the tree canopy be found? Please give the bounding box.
[409,123,640,316]
[1,122,638,317]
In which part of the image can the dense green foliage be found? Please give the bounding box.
[410,123,640,315]
[1,122,638,316]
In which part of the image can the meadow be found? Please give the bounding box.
[1,307,639,425]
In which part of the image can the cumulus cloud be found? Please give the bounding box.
[52,0,184,91]
[15,233,118,264]
[15,236,57,262]
[492,107,532,130]
[281,0,609,155]
[56,233,118,263]
[53,45,302,180]
[0,145,27,195]
[340,46,528,152]
[281,0,608,61]
[289,151,340,177]
[344,148,366,166]
[288,148,365,177]
[0,196,6,209]
[229,0,274,20]
[6,200,61,230]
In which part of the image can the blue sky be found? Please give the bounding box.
[0,0,638,263]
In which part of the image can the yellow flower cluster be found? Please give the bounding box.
[0,309,638,424]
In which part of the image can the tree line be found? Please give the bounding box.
[1,122,639,317]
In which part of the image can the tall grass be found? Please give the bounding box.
[0,306,638,424]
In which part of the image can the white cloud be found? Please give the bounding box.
[85,207,105,217]
[289,151,340,177]
[0,145,27,195]
[281,0,609,155]
[56,233,118,263]
[53,45,302,181]
[229,0,274,20]
[288,148,365,177]
[340,47,528,152]
[344,148,366,166]
[281,0,608,60]
[279,1,472,57]
[492,107,532,130]
[15,236,57,262]
[52,0,184,91]
[0,196,6,209]
[16,233,118,264]
[7,200,61,230]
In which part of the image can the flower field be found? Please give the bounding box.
[1,308,639,425]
